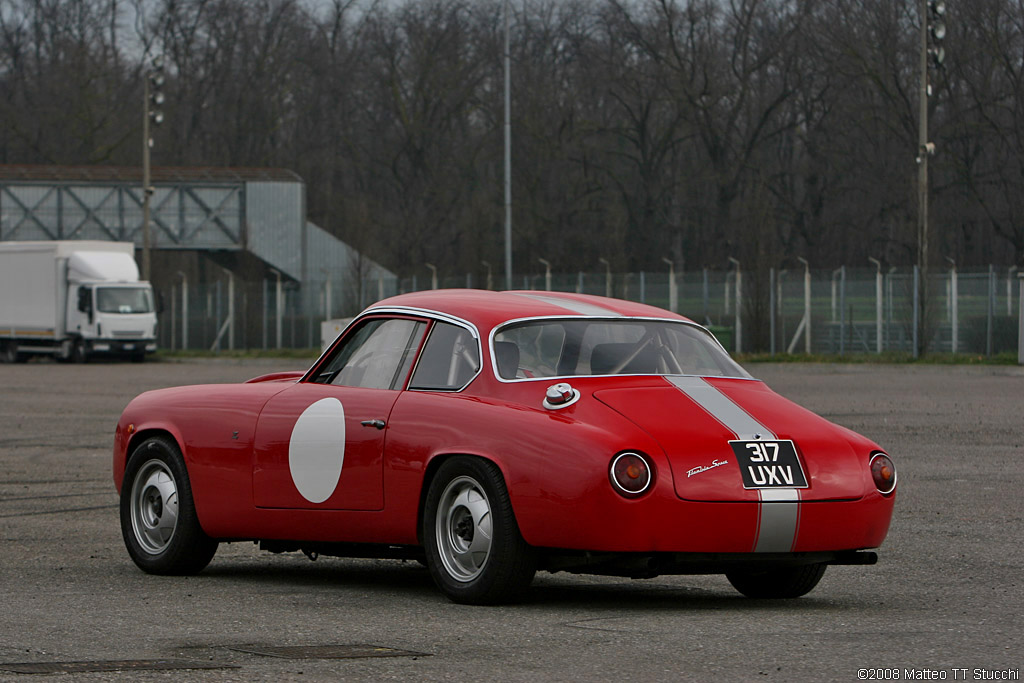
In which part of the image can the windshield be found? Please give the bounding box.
[96,287,154,314]
[493,319,751,380]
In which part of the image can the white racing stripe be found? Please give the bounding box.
[666,375,800,553]
[515,293,623,317]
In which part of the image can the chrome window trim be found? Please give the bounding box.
[487,315,755,384]
[303,306,482,392]
[373,306,483,393]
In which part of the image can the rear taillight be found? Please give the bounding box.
[610,452,654,497]
[870,453,897,495]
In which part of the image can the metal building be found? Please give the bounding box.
[0,165,394,349]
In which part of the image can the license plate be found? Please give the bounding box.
[729,440,808,489]
[123,343,135,350]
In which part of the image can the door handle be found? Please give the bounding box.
[361,419,386,430]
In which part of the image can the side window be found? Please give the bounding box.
[314,318,425,390]
[408,322,480,390]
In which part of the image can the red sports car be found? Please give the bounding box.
[113,290,896,604]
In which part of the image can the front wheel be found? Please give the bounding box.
[423,457,536,605]
[120,436,218,575]
[726,563,827,599]
[71,341,88,364]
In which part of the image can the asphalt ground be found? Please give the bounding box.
[0,360,1021,682]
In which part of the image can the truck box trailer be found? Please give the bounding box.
[0,241,158,362]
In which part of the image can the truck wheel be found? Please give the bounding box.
[120,436,218,575]
[423,457,536,605]
[72,341,88,364]
[57,340,74,363]
[1,342,26,363]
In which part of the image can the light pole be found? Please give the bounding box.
[538,258,551,291]
[426,263,438,290]
[503,0,513,290]
[917,0,945,355]
[142,55,165,282]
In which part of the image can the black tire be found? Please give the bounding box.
[1,342,25,363]
[423,457,537,605]
[120,436,218,575]
[71,341,88,364]
[726,563,827,599]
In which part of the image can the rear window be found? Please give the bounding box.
[492,319,749,380]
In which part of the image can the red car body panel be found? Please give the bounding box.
[113,290,895,563]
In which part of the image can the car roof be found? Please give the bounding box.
[367,289,691,332]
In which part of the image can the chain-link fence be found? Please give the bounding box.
[155,266,1023,357]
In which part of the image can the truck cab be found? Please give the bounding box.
[69,281,157,362]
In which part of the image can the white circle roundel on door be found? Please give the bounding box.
[288,397,346,504]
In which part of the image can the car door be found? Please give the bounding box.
[252,316,426,510]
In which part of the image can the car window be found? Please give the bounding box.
[314,318,426,390]
[493,319,750,380]
[408,321,480,390]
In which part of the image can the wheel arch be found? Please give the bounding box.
[117,426,189,493]
[415,452,514,546]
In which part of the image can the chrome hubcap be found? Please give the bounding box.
[130,459,179,555]
[435,476,492,582]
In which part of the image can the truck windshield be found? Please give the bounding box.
[96,287,154,314]
[492,318,751,380]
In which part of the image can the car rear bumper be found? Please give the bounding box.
[514,484,894,555]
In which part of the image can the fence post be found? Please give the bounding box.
[228,270,235,351]
[801,257,811,353]
[869,258,882,353]
[170,282,177,351]
[987,265,995,356]
[831,268,841,322]
[948,259,957,354]
[179,272,189,351]
[702,268,710,325]
[912,265,920,359]
[1018,272,1024,365]
[275,271,283,349]
[839,266,846,355]
[1009,266,1018,316]
[729,258,742,354]
[770,268,776,356]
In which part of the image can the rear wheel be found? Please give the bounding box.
[1,342,25,363]
[423,457,536,605]
[120,436,217,575]
[726,563,827,599]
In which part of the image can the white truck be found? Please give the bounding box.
[0,241,158,362]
